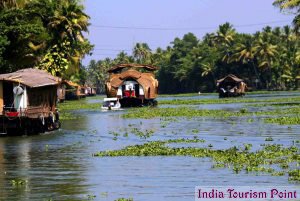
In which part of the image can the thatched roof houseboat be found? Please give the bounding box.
[0,68,61,135]
[217,74,247,98]
[58,80,85,101]
[105,64,159,107]
[83,86,97,96]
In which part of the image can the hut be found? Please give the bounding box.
[62,80,86,100]
[0,68,61,135]
[217,74,247,98]
[105,63,159,107]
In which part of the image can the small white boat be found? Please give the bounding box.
[101,98,121,110]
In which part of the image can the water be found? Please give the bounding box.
[0,93,299,201]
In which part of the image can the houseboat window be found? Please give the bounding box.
[3,82,14,109]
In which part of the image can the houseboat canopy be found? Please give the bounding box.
[0,68,61,88]
[106,64,159,100]
[217,74,243,85]
[62,80,80,88]
[217,74,247,98]
[107,63,159,74]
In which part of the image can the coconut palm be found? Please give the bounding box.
[201,61,216,83]
[273,0,300,34]
[48,0,89,44]
[115,51,130,64]
[214,22,236,46]
[254,37,278,88]
[133,43,152,64]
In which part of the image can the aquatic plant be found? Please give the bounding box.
[265,137,274,141]
[159,96,300,105]
[10,179,27,186]
[264,116,300,125]
[122,107,244,119]
[115,198,133,201]
[288,169,300,182]
[94,139,299,182]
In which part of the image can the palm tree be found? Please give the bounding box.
[201,62,216,83]
[115,51,130,64]
[273,0,300,34]
[39,0,91,76]
[133,43,152,64]
[213,23,236,63]
[214,22,236,46]
[231,36,260,86]
[254,37,278,88]
[48,0,89,44]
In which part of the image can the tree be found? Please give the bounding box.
[254,37,278,88]
[39,0,92,77]
[273,0,300,34]
[133,42,152,64]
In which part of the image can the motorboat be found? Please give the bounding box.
[101,98,121,110]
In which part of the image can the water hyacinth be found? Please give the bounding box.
[94,139,300,182]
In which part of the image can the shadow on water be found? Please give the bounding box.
[0,93,299,201]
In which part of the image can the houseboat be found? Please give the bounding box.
[217,74,247,98]
[84,86,97,96]
[0,68,61,135]
[105,64,159,107]
[60,80,85,101]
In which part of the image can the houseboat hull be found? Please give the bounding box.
[119,97,157,107]
[0,113,60,135]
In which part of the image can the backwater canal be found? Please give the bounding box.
[0,92,299,201]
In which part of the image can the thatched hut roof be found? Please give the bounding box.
[217,74,243,84]
[108,63,159,73]
[0,68,61,88]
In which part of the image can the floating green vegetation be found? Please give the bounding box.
[59,111,81,120]
[264,115,300,125]
[265,137,274,141]
[159,96,300,105]
[122,104,300,126]
[122,107,244,119]
[86,194,96,200]
[58,100,100,111]
[288,169,300,182]
[109,128,155,140]
[115,198,133,201]
[159,93,215,97]
[130,128,154,139]
[57,99,101,120]
[10,179,27,186]
[94,139,299,182]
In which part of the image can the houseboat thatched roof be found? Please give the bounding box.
[106,64,159,99]
[108,63,159,73]
[0,68,61,88]
[62,80,80,88]
[217,74,243,84]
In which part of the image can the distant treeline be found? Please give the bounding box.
[86,24,300,93]
[0,0,299,93]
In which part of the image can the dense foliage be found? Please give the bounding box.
[0,0,92,79]
[87,24,300,93]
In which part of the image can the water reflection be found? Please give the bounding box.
[0,93,299,201]
[0,134,91,201]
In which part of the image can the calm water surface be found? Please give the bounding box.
[0,93,299,201]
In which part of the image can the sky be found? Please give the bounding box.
[82,0,295,65]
